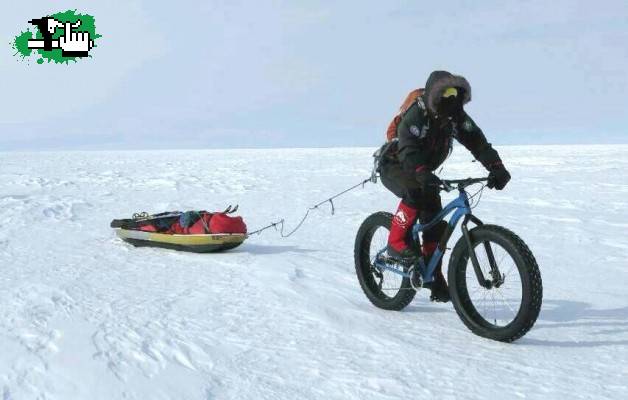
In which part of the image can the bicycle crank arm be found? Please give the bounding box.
[373,259,412,278]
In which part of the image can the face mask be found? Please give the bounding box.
[436,96,462,119]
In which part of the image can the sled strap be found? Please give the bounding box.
[195,211,211,234]
[247,177,372,237]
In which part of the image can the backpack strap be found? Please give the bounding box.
[416,96,426,113]
[399,89,423,115]
[400,89,427,119]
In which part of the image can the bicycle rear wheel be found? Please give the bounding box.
[448,225,542,342]
[354,212,416,311]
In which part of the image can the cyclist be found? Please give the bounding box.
[380,70,511,302]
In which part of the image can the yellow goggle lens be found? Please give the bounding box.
[442,87,458,98]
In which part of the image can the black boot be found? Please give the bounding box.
[428,273,450,303]
[422,245,450,303]
[387,245,420,261]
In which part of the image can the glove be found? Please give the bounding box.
[487,165,511,190]
[416,170,442,195]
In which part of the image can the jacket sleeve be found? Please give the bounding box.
[455,113,503,170]
[397,104,431,174]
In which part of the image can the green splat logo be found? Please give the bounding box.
[12,10,101,64]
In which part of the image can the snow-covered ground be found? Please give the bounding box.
[0,145,627,400]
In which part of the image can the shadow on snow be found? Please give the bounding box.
[519,299,628,348]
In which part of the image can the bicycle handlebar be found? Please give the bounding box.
[440,177,489,192]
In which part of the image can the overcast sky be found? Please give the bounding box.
[1,0,627,150]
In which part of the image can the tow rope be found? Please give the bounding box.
[247,176,375,238]
[111,148,383,252]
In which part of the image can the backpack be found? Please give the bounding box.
[385,88,425,142]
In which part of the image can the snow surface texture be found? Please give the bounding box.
[0,146,627,400]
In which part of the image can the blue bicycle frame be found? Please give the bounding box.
[374,182,492,287]
[411,189,471,283]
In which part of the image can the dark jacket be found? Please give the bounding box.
[397,104,502,173]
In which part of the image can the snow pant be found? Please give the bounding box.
[380,160,447,244]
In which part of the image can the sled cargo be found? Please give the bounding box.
[111,207,247,253]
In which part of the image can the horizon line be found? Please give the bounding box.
[2,142,628,154]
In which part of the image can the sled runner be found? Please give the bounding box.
[111,206,247,253]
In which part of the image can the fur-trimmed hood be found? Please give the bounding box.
[424,71,472,114]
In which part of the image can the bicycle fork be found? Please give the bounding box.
[460,215,502,289]
[427,213,502,289]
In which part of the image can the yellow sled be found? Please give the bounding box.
[115,228,246,253]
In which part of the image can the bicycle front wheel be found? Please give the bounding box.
[448,225,542,342]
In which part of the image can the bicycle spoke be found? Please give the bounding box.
[468,284,484,297]
[503,261,517,280]
[491,290,497,325]
[480,287,490,317]
[496,250,508,269]
[494,288,519,320]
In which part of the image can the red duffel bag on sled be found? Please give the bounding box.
[110,205,247,253]
[209,212,247,234]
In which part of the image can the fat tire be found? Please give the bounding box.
[354,212,416,311]
[448,224,543,342]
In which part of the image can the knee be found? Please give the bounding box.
[418,200,442,224]
[403,188,422,209]
[423,221,448,243]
